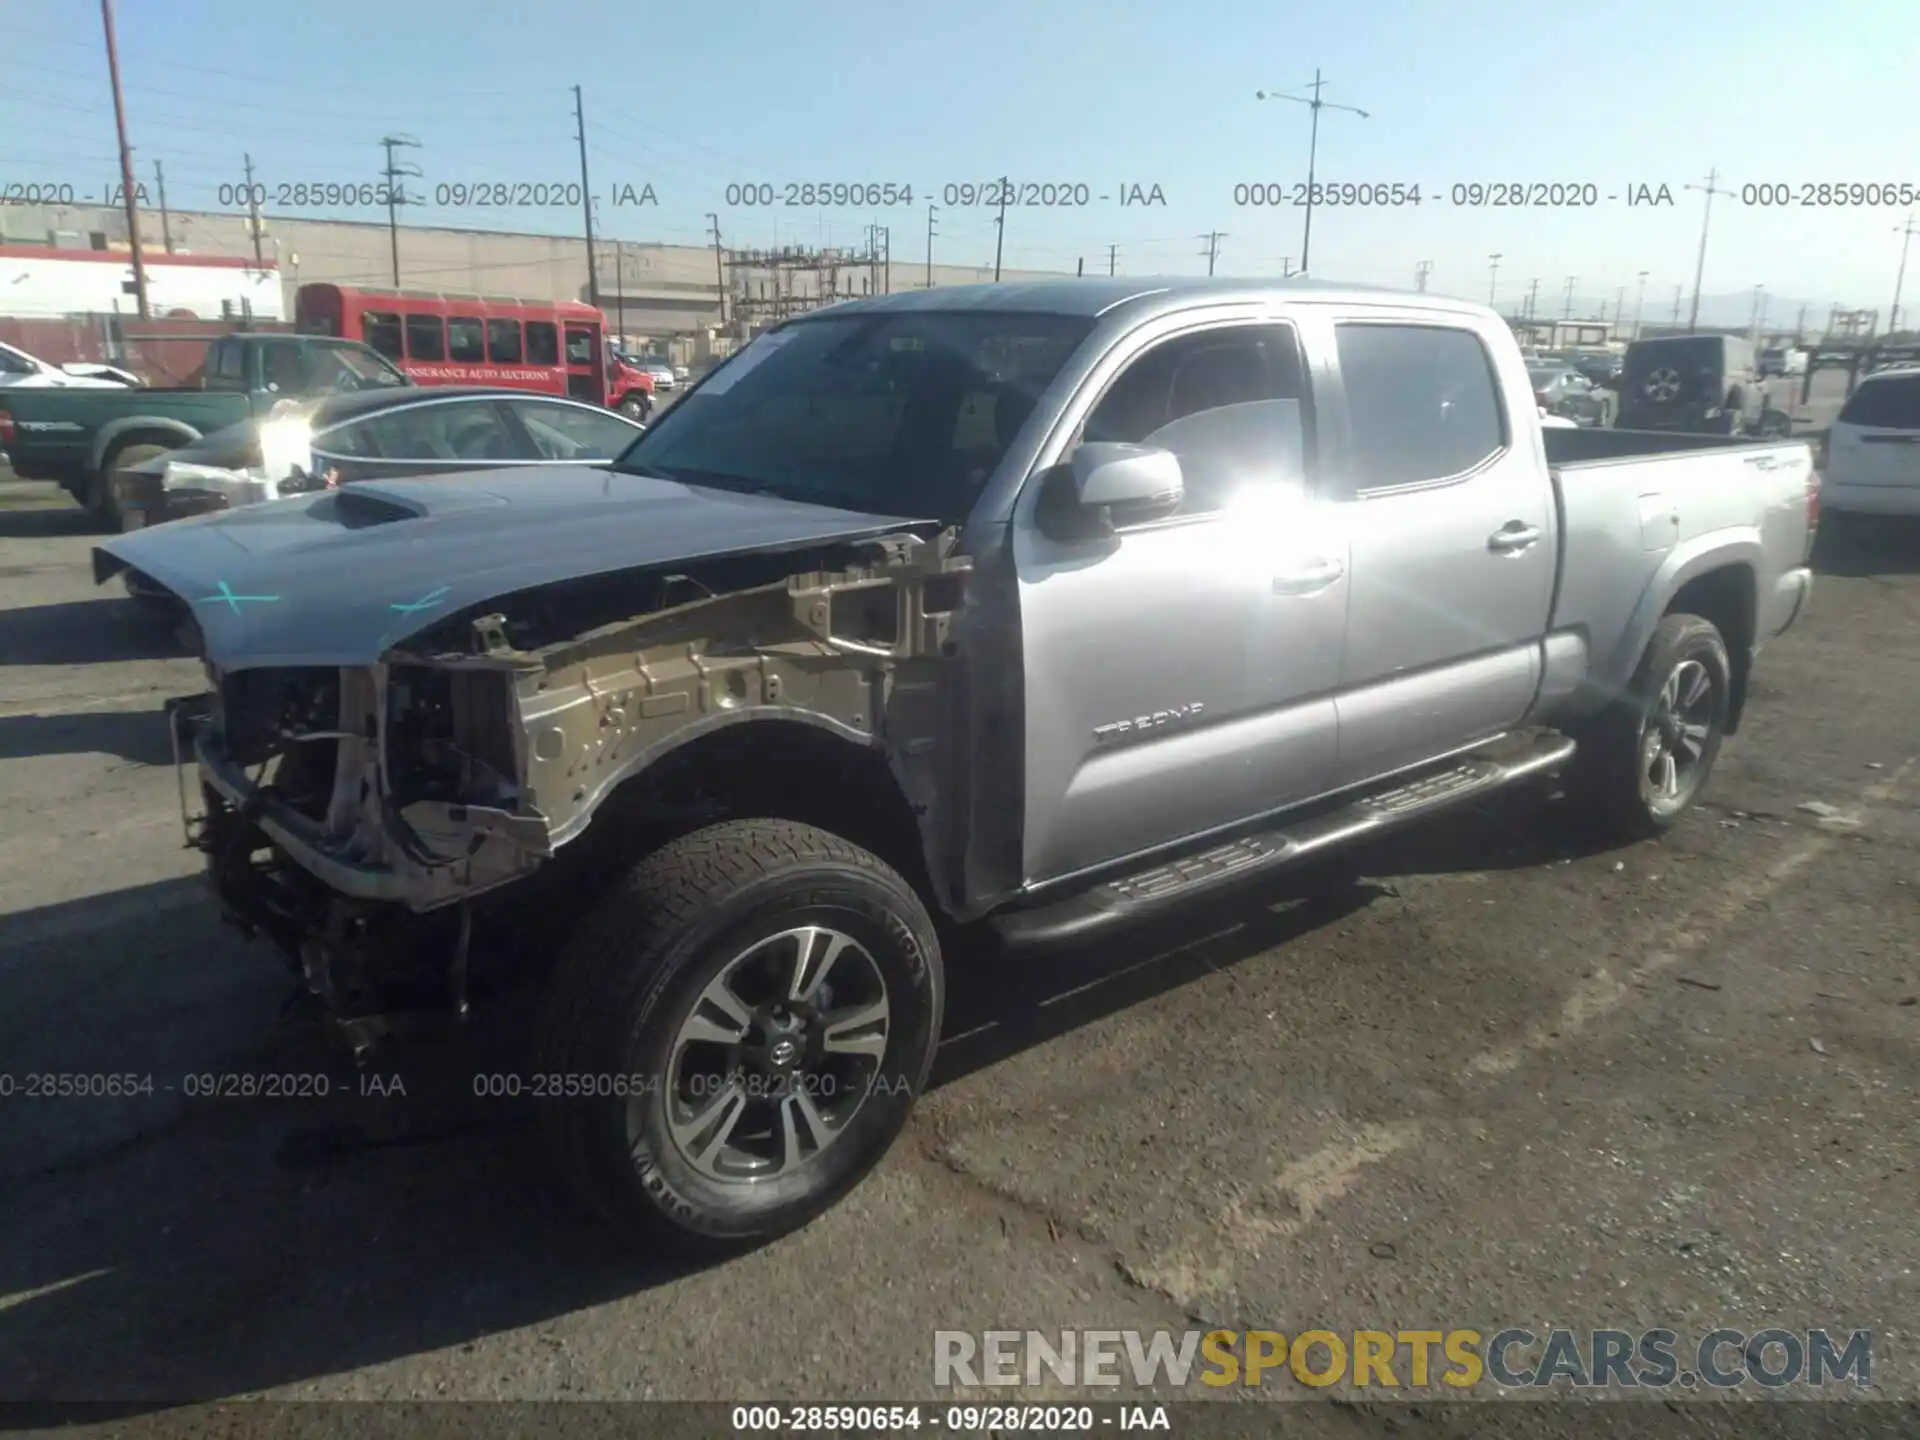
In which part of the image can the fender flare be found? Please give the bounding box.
[88,415,204,476]
[1601,531,1760,696]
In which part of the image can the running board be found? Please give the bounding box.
[991,729,1577,949]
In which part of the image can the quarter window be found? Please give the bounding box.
[1335,324,1506,488]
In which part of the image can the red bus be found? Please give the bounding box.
[293,284,652,417]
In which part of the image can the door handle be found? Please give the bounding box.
[1272,557,1345,594]
[1487,523,1541,553]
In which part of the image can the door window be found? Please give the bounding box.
[259,341,311,393]
[509,400,641,460]
[1335,324,1507,489]
[1079,323,1309,518]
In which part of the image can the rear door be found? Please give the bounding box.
[1828,371,1920,496]
[1322,312,1555,786]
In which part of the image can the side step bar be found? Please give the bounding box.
[991,729,1577,949]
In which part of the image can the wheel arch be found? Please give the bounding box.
[89,416,201,475]
[1663,564,1757,733]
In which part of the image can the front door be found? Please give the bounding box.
[1323,316,1555,786]
[566,325,604,404]
[1010,318,1348,885]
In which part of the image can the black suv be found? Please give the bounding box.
[1617,335,1774,435]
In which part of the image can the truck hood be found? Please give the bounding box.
[93,465,934,670]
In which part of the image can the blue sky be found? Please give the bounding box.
[6,0,1917,317]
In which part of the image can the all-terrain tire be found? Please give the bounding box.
[533,818,943,1253]
[1572,613,1732,841]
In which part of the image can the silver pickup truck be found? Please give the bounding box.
[94,278,1818,1252]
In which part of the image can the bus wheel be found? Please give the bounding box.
[619,395,650,422]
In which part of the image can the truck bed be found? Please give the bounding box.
[1542,429,1818,720]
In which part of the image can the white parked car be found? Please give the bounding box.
[644,361,677,391]
[1822,366,1920,517]
[0,341,139,389]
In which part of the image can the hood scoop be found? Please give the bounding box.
[308,486,428,528]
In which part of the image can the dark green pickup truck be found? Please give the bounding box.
[0,332,410,530]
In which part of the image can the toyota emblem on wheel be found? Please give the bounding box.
[1645,367,1683,402]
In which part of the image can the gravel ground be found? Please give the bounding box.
[0,468,1914,1433]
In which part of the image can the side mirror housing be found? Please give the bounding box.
[1037,442,1185,540]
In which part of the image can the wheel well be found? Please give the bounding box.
[595,720,932,896]
[101,430,186,471]
[1666,565,1755,732]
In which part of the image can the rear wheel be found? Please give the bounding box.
[1573,613,1732,840]
[90,442,169,533]
[533,818,943,1252]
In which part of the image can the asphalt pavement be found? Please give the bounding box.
[0,467,1915,1425]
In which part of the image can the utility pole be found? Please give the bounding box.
[1795,302,1808,344]
[1107,243,1118,276]
[379,135,421,287]
[1076,256,1084,277]
[1684,167,1732,333]
[1524,277,1540,320]
[1414,259,1432,292]
[707,213,726,326]
[992,176,1009,282]
[242,153,264,266]
[1200,231,1225,276]
[1488,253,1502,309]
[1613,285,1626,333]
[1562,275,1577,320]
[925,203,938,288]
[1633,269,1649,338]
[613,242,625,341]
[882,226,890,293]
[1748,284,1767,341]
[99,0,148,317]
[152,160,173,255]
[1891,214,1918,334]
[1256,71,1369,276]
[1281,256,1295,277]
[571,86,600,310]
[1672,284,1683,324]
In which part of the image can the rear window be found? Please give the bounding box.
[1837,373,1920,429]
[1626,338,1724,375]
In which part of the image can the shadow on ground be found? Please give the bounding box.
[0,596,189,667]
[0,707,175,766]
[1812,514,1920,578]
[0,786,1624,1408]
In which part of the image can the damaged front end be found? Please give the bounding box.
[168,528,970,1055]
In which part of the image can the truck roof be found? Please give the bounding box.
[792,275,1490,325]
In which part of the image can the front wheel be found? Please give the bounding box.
[618,394,651,422]
[1573,613,1732,840]
[533,818,943,1252]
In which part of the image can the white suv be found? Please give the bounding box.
[1823,366,1920,517]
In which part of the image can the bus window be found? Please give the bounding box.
[566,329,597,364]
[406,314,446,362]
[487,319,523,364]
[364,312,404,362]
[448,317,485,362]
[527,321,559,366]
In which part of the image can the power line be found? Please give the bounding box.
[379,134,422,286]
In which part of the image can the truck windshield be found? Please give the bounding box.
[612,310,1095,520]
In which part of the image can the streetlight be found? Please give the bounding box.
[1255,72,1369,276]
[1633,270,1649,338]
[1488,253,1502,310]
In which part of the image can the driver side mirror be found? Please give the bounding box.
[1037,442,1185,540]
